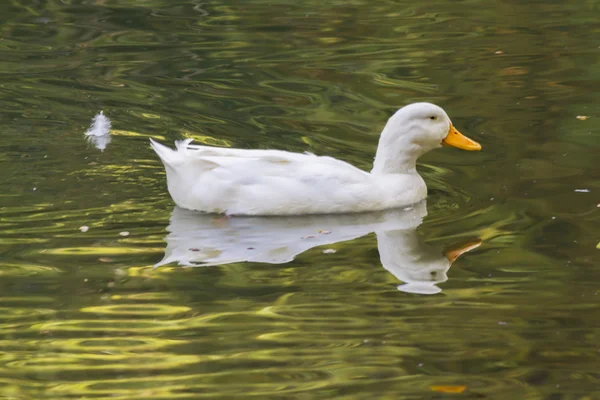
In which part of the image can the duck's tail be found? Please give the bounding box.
[149,138,193,167]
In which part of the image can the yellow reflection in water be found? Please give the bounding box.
[0,337,183,352]
[2,352,200,372]
[42,247,162,255]
[110,129,165,139]
[0,263,62,276]
[181,131,233,147]
[80,304,191,316]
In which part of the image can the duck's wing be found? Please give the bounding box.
[154,138,369,181]
[186,141,315,161]
[153,138,329,168]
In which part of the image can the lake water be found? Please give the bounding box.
[1,0,599,398]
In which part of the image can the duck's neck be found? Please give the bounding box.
[370,123,423,175]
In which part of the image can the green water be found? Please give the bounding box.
[1,0,599,398]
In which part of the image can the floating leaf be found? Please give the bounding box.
[576,115,589,120]
[430,385,467,394]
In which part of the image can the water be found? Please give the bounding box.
[1,0,599,398]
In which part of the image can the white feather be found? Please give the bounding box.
[84,111,111,151]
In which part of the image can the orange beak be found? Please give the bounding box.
[442,125,482,151]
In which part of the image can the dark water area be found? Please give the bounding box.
[0,0,599,398]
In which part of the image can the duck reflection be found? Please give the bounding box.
[156,202,481,295]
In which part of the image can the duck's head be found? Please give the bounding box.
[389,102,481,152]
[372,102,481,174]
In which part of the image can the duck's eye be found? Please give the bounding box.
[429,116,437,120]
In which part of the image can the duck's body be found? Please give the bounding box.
[149,140,427,215]
[151,103,481,216]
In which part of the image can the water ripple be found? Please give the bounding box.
[0,0,599,398]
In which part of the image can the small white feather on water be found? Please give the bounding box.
[84,111,112,151]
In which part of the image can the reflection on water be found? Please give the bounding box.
[158,203,481,294]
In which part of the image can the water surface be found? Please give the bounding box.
[1,0,599,398]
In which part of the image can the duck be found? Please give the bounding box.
[150,102,481,215]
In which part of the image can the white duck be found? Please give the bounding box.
[150,102,481,215]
